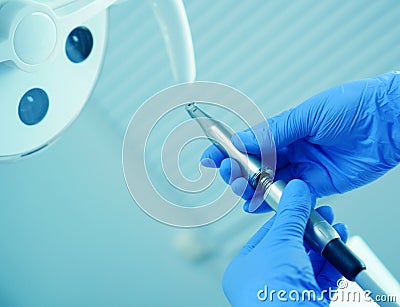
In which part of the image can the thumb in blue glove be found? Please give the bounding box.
[222,180,348,306]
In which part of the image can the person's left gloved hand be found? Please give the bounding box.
[223,180,348,306]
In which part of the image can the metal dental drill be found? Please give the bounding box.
[186,103,398,307]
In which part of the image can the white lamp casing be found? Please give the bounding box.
[0,0,195,159]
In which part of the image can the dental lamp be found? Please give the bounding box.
[0,0,195,159]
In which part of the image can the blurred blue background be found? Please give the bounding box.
[0,1,399,306]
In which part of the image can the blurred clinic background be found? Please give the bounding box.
[0,1,400,306]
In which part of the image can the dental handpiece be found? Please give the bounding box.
[186,103,398,306]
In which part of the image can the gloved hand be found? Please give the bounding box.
[223,180,348,306]
[201,72,400,212]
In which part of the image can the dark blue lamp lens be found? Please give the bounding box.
[66,27,94,63]
[18,88,49,126]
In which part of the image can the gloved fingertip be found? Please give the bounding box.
[247,205,257,213]
[243,201,250,212]
[219,158,233,184]
[200,157,217,168]
[243,200,273,214]
[200,144,226,167]
[231,177,255,199]
[315,205,335,225]
[270,179,312,239]
[247,194,266,213]
[219,158,243,184]
[333,223,349,243]
[255,202,274,214]
[280,179,311,210]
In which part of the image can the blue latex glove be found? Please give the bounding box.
[201,72,400,212]
[223,180,348,306]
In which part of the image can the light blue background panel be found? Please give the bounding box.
[0,1,400,306]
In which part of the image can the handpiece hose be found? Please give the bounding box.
[186,103,398,306]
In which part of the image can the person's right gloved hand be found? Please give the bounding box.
[201,72,400,212]
[223,180,348,306]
